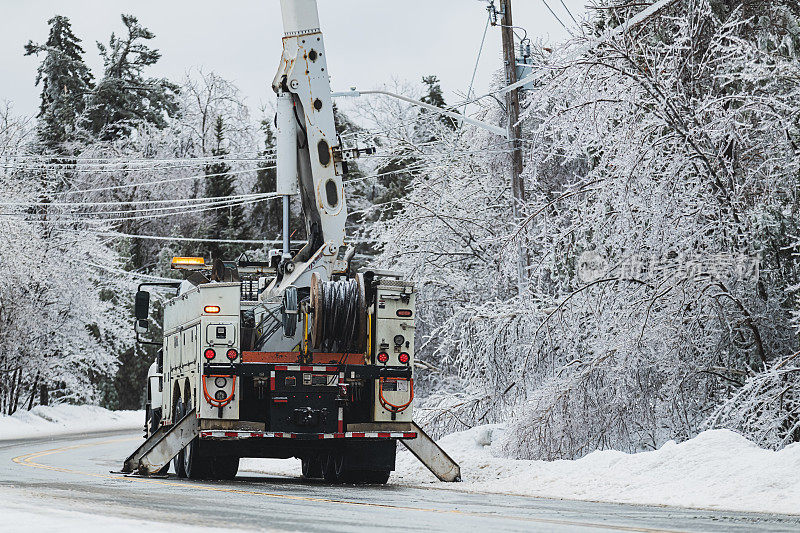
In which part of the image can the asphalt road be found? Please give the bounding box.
[1,430,798,532]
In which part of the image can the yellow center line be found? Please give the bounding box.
[11,437,684,533]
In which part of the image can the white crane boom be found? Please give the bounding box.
[270,0,349,294]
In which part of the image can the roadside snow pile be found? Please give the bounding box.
[239,457,301,478]
[393,425,800,515]
[0,404,142,440]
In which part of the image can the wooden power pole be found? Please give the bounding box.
[498,0,528,291]
[499,0,525,206]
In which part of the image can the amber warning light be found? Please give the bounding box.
[171,256,206,269]
[204,305,221,314]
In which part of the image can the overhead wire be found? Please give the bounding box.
[0,191,278,208]
[465,13,491,114]
[5,149,272,162]
[2,196,275,223]
[56,228,299,245]
[0,159,275,174]
[35,193,283,217]
[53,166,266,196]
[84,260,178,283]
[559,0,579,25]
[539,0,569,30]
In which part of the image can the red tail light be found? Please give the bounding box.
[398,352,410,364]
[377,352,389,364]
[226,349,238,361]
[204,348,216,360]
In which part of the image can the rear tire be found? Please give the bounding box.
[182,391,212,480]
[323,454,344,483]
[301,456,323,479]
[183,436,213,479]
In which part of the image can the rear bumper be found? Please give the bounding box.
[199,430,416,440]
[205,361,412,379]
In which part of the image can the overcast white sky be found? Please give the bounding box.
[2,1,587,119]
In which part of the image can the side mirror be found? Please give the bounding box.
[135,319,149,335]
[135,290,150,320]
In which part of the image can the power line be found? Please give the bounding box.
[61,229,294,245]
[6,149,271,162]
[1,160,275,173]
[465,13,491,114]
[42,194,282,217]
[54,167,266,196]
[540,0,568,30]
[84,260,178,283]
[0,195,273,223]
[0,191,278,208]
[559,0,579,25]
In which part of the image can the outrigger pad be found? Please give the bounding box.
[349,421,461,482]
[400,422,461,482]
[121,408,198,476]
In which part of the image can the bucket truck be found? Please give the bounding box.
[122,0,460,484]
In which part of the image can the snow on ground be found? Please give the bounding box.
[393,425,800,515]
[239,457,301,478]
[0,487,241,532]
[241,424,800,515]
[0,404,143,440]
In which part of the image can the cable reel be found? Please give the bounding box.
[309,272,367,353]
[282,286,299,337]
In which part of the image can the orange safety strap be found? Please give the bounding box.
[378,377,414,413]
[202,374,237,408]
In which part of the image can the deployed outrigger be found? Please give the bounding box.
[121,0,459,484]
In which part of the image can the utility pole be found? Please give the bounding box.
[496,0,528,292]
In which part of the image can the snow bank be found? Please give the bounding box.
[0,404,143,441]
[239,457,301,478]
[393,425,800,515]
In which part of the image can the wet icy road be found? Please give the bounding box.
[1,430,798,532]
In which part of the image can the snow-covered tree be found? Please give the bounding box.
[374,0,800,459]
[82,14,179,141]
[24,15,93,152]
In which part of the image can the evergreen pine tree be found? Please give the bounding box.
[419,75,457,133]
[250,120,281,239]
[204,116,246,260]
[24,15,93,152]
[375,75,454,219]
[82,14,179,140]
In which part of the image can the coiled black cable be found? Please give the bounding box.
[319,279,362,353]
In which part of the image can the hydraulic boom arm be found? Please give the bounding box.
[271,0,348,293]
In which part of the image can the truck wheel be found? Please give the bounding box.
[144,404,151,438]
[182,391,212,480]
[146,406,161,437]
[183,436,211,479]
[212,456,239,480]
[172,399,187,478]
[322,454,345,483]
[301,456,323,479]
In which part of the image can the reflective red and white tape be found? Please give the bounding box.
[199,430,417,439]
[273,365,339,372]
